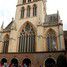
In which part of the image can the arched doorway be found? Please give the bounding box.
[19,22,35,52]
[9,58,18,67]
[0,58,7,66]
[22,58,31,67]
[57,54,67,67]
[45,58,55,67]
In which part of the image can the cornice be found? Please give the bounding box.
[16,0,42,7]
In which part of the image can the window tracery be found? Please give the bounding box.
[19,23,35,52]
[46,29,57,51]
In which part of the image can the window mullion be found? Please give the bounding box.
[19,36,21,52]
[21,35,23,52]
[30,35,31,52]
[27,35,29,52]
[23,35,24,52]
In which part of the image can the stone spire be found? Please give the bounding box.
[0,21,4,31]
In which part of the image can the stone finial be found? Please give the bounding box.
[57,10,60,22]
[12,17,14,22]
[1,21,4,31]
[57,10,59,15]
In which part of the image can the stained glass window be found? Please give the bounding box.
[46,29,57,51]
[19,23,35,52]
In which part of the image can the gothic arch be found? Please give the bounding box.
[57,54,67,67]
[9,58,18,67]
[46,28,57,51]
[23,0,26,4]
[21,6,25,18]
[22,58,31,67]
[19,21,36,33]
[0,58,7,66]
[33,4,37,16]
[3,34,9,53]
[46,28,57,36]
[28,0,31,3]
[27,5,31,17]
[4,34,9,41]
[18,21,36,52]
[45,58,56,67]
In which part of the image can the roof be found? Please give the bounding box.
[5,21,13,30]
[45,13,59,23]
[3,20,14,32]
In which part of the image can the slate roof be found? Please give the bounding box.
[45,13,59,23]
[3,20,14,32]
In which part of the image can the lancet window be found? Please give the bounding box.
[33,4,37,16]
[21,7,25,18]
[46,29,57,51]
[23,0,26,4]
[28,0,31,3]
[27,6,30,17]
[3,34,9,53]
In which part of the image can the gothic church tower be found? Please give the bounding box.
[0,0,65,53]
[8,0,47,52]
[0,0,66,67]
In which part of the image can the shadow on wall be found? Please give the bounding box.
[57,54,67,67]
[45,54,67,67]
[0,54,67,67]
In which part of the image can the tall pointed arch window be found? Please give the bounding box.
[33,4,37,16]
[33,0,38,2]
[23,0,26,4]
[3,34,9,53]
[21,7,25,18]
[19,23,35,52]
[46,29,57,51]
[28,0,31,3]
[27,5,30,17]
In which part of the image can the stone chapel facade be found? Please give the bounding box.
[0,0,66,67]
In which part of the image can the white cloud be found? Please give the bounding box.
[0,0,67,30]
[0,0,17,27]
[46,0,67,30]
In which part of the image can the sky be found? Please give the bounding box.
[0,0,67,30]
